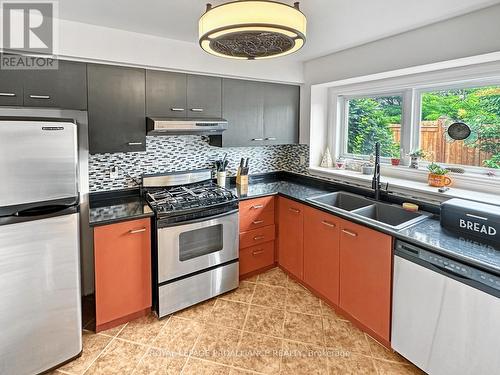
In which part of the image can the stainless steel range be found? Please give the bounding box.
[143,169,239,318]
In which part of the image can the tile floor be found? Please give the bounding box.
[52,268,425,375]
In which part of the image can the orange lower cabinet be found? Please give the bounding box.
[339,219,392,342]
[240,241,275,276]
[303,206,340,304]
[94,218,152,331]
[277,197,304,279]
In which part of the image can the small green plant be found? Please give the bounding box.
[410,149,426,158]
[427,162,449,175]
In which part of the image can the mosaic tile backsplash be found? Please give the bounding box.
[89,135,309,192]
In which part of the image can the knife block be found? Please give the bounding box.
[236,168,248,186]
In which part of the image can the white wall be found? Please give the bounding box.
[301,4,500,143]
[58,19,304,84]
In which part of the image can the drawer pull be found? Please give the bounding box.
[29,94,50,99]
[251,138,264,141]
[265,137,277,141]
[0,92,16,97]
[190,108,204,112]
[288,207,300,213]
[251,204,264,209]
[252,220,264,224]
[341,229,357,237]
[171,108,185,112]
[129,228,146,234]
[253,235,265,241]
[252,249,265,255]
[128,142,143,146]
[322,220,336,228]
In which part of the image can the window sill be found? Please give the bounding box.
[308,166,500,206]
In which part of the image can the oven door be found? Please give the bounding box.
[157,210,239,283]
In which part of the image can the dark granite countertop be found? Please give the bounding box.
[89,188,154,227]
[88,172,500,275]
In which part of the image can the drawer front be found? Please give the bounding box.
[240,196,274,213]
[240,241,275,276]
[240,209,275,232]
[240,225,276,248]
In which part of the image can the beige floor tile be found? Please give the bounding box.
[210,299,250,330]
[132,347,187,374]
[229,368,263,375]
[374,359,426,375]
[98,323,126,337]
[285,288,321,316]
[251,284,287,310]
[244,305,285,338]
[286,276,306,292]
[117,313,165,345]
[152,316,203,355]
[233,332,282,374]
[281,340,328,375]
[257,268,288,288]
[174,298,216,322]
[242,274,259,283]
[192,324,241,365]
[219,281,256,303]
[322,317,371,356]
[84,338,146,375]
[319,301,346,321]
[182,358,231,374]
[58,331,112,374]
[328,353,376,375]
[367,335,407,363]
[283,311,324,346]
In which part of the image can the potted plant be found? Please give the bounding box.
[427,163,452,187]
[409,149,426,169]
[390,149,401,166]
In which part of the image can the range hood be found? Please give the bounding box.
[147,117,228,136]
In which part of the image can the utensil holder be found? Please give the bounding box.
[217,171,227,188]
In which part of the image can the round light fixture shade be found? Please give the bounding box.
[199,1,306,60]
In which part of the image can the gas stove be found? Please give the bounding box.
[142,170,238,225]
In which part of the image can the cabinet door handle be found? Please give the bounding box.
[128,142,143,146]
[322,220,336,228]
[171,108,185,112]
[0,92,16,97]
[252,220,264,224]
[341,229,358,237]
[288,207,300,213]
[252,249,265,255]
[251,138,264,141]
[253,235,265,241]
[251,204,264,209]
[265,137,277,141]
[29,94,50,99]
[190,108,204,112]
[129,228,146,234]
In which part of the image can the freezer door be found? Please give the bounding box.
[0,213,82,375]
[0,119,78,210]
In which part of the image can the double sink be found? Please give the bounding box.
[308,191,429,231]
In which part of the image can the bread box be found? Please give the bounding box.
[440,198,500,245]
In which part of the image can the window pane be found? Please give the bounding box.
[420,86,500,169]
[346,95,402,158]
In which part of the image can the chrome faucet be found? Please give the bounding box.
[372,142,382,200]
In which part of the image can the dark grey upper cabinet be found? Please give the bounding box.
[0,68,23,106]
[215,78,299,147]
[146,70,187,118]
[187,75,222,118]
[88,64,146,154]
[220,78,264,147]
[263,83,299,145]
[23,60,87,110]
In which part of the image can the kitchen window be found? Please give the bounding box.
[341,94,403,160]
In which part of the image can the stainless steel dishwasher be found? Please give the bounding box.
[392,240,500,375]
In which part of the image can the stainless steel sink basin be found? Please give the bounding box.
[308,191,373,211]
[351,202,429,230]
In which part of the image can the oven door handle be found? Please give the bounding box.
[157,208,239,228]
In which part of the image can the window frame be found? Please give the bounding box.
[336,79,500,175]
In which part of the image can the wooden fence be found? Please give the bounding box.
[389,119,492,167]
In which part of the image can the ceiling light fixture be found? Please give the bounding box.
[199,1,307,60]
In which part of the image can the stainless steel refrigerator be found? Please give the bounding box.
[0,117,82,374]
